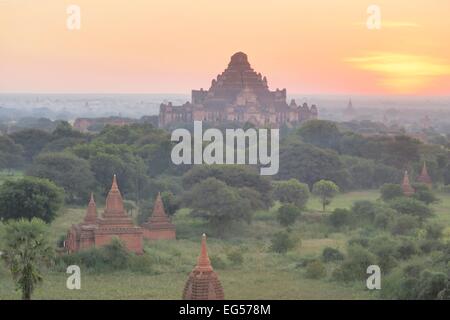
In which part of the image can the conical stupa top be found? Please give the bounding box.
[403,170,411,185]
[104,174,125,215]
[418,162,432,185]
[152,192,167,218]
[84,192,97,224]
[195,234,213,272]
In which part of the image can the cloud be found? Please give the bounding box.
[346,52,450,93]
[353,21,420,29]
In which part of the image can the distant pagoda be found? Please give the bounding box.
[417,162,432,188]
[142,192,176,240]
[66,175,144,254]
[401,170,415,196]
[182,234,224,300]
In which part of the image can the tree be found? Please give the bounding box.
[412,183,438,205]
[273,179,310,209]
[297,120,341,151]
[270,230,299,254]
[389,197,433,220]
[329,208,351,229]
[9,129,52,162]
[380,183,404,202]
[27,152,95,204]
[0,136,24,170]
[183,165,273,208]
[312,180,339,211]
[277,204,302,227]
[1,218,53,300]
[183,177,252,237]
[278,142,349,189]
[160,191,180,216]
[0,177,64,223]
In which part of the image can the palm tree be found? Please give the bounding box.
[1,218,53,300]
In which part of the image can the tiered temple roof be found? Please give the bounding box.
[66,175,143,254]
[182,234,224,300]
[417,162,432,187]
[401,170,415,196]
[142,193,176,240]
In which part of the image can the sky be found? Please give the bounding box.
[1,0,450,95]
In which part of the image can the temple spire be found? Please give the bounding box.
[104,174,125,216]
[195,233,213,272]
[84,192,97,224]
[417,162,433,187]
[402,170,415,196]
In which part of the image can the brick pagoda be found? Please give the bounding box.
[142,192,176,240]
[417,162,432,188]
[66,193,98,252]
[182,234,224,300]
[401,170,415,196]
[66,175,143,254]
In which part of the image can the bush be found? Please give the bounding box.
[322,247,344,262]
[351,200,377,224]
[277,204,302,227]
[273,179,310,209]
[270,231,299,254]
[390,214,420,236]
[305,260,327,279]
[389,197,433,220]
[368,236,398,272]
[333,245,377,282]
[227,250,244,266]
[380,184,403,202]
[210,255,227,269]
[395,238,419,260]
[425,223,444,240]
[328,208,351,229]
[412,183,438,205]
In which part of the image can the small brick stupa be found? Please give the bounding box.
[66,193,98,253]
[417,162,432,188]
[95,175,143,254]
[182,234,224,300]
[401,170,415,196]
[142,192,176,240]
[66,175,143,254]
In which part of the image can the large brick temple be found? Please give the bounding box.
[65,175,144,254]
[182,234,224,300]
[159,52,318,127]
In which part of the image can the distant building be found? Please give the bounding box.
[159,52,318,128]
[343,98,356,120]
[182,234,224,300]
[65,175,143,254]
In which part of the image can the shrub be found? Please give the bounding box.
[227,250,244,266]
[412,183,438,205]
[390,214,420,236]
[270,231,299,254]
[277,204,302,227]
[368,236,398,272]
[328,208,351,229]
[333,245,377,282]
[210,255,227,269]
[347,237,370,248]
[380,184,403,202]
[273,179,310,209]
[322,247,344,262]
[425,223,444,240]
[305,260,326,279]
[389,197,433,220]
[351,200,377,224]
[395,238,419,260]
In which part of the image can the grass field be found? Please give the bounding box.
[0,189,449,300]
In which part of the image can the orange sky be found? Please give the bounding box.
[1,0,449,95]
